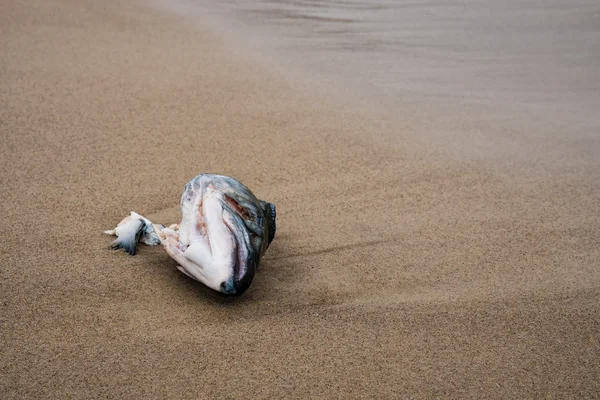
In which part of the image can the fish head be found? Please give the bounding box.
[177,175,276,295]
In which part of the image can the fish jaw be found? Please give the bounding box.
[221,201,257,295]
[207,189,259,295]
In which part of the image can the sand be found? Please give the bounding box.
[1,0,599,398]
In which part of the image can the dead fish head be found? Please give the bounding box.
[172,175,277,295]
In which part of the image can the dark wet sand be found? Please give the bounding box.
[1,0,599,398]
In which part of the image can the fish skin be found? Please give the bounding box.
[104,174,276,295]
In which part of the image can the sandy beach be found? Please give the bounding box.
[2,0,599,398]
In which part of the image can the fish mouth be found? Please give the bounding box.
[221,201,257,295]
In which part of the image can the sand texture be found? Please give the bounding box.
[2,0,599,398]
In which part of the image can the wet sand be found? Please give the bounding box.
[1,0,599,398]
